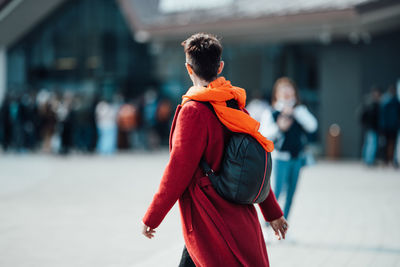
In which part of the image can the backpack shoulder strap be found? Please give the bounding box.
[226,99,240,110]
[193,100,215,113]
[188,100,239,177]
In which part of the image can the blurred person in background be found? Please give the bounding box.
[260,77,317,220]
[396,81,400,167]
[117,102,138,149]
[58,92,74,155]
[49,94,63,153]
[129,94,147,150]
[246,90,270,123]
[20,92,39,151]
[360,87,381,166]
[1,92,38,153]
[37,91,57,153]
[142,89,159,149]
[73,95,98,153]
[95,99,118,155]
[8,93,24,151]
[155,98,173,147]
[379,85,400,167]
[0,94,12,151]
[142,33,287,267]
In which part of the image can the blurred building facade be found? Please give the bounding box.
[1,0,156,102]
[1,0,400,157]
[120,0,400,158]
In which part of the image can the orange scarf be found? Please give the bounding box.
[182,77,274,152]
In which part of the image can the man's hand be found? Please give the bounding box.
[142,222,156,239]
[269,216,288,240]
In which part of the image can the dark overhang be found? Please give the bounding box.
[0,0,67,47]
[117,0,400,43]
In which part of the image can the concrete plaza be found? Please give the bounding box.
[0,152,399,267]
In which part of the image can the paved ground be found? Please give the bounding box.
[0,152,399,267]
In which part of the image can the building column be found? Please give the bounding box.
[0,46,6,105]
[319,44,362,158]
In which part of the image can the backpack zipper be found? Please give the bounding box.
[253,151,268,203]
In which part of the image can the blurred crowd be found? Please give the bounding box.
[0,89,173,155]
[359,85,400,167]
[1,83,399,164]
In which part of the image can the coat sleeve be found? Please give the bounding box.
[258,189,284,222]
[142,104,207,229]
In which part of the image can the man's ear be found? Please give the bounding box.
[185,63,193,75]
[217,61,224,74]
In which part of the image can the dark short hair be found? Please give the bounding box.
[182,33,222,82]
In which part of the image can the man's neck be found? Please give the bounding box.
[192,77,209,87]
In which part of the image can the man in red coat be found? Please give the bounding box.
[142,33,288,267]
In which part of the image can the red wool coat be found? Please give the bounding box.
[143,101,283,267]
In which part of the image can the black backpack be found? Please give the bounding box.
[199,100,272,204]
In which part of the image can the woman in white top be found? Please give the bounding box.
[260,77,317,219]
[95,100,118,154]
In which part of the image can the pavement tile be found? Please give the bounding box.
[0,154,399,266]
